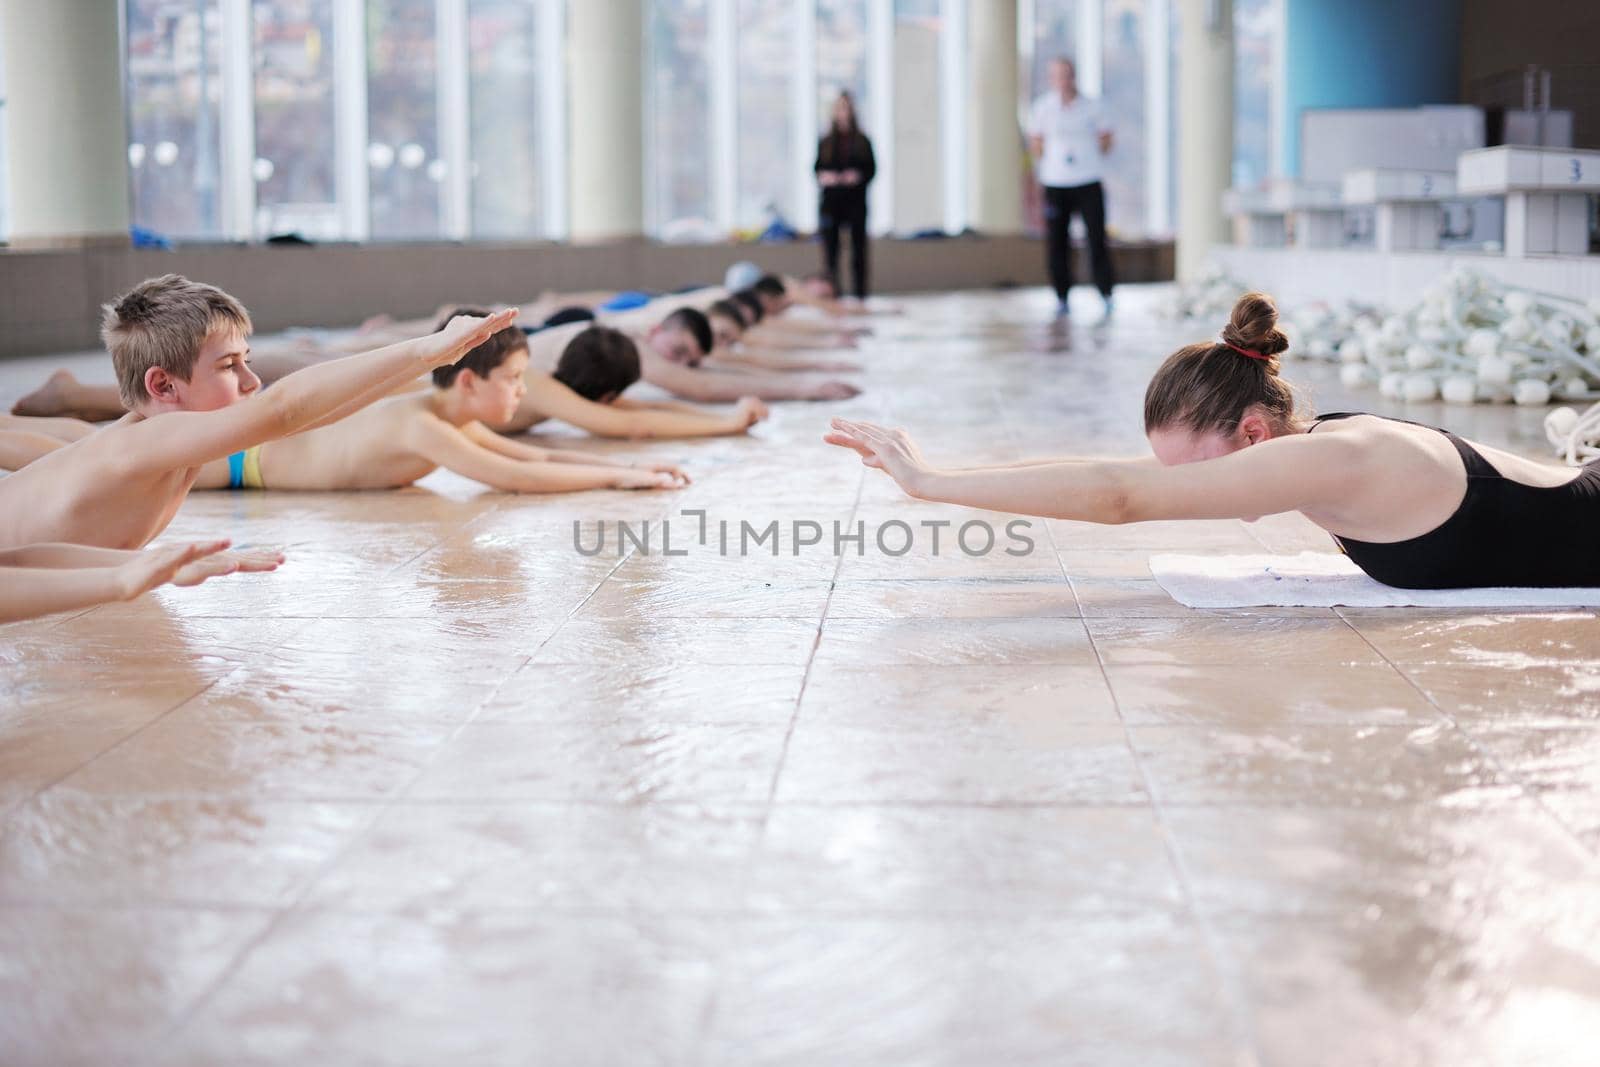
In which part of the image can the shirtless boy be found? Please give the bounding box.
[181,314,692,493]
[13,296,856,422]
[0,274,517,553]
[0,322,770,470]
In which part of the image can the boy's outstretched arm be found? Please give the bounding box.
[521,378,764,439]
[641,356,858,403]
[460,421,690,482]
[610,396,733,416]
[0,540,250,624]
[410,417,681,493]
[0,541,284,574]
[708,348,863,374]
[120,310,517,473]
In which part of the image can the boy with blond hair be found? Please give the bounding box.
[0,274,515,554]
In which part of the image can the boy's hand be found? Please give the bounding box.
[614,468,684,491]
[635,460,691,487]
[420,308,519,369]
[810,380,860,401]
[116,540,237,599]
[734,396,770,428]
[219,548,287,573]
[169,545,285,587]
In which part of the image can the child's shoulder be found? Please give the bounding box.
[67,411,149,451]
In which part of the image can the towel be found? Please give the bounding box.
[1148,552,1600,609]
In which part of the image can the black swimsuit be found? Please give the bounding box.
[1309,412,1600,589]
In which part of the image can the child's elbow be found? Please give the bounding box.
[260,387,304,436]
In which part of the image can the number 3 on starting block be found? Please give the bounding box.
[1574,158,1585,183]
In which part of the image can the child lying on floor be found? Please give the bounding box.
[0,322,772,472]
[0,273,516,552]
[9,304,805,425]
[181,313,692,493]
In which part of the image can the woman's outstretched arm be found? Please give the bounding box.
[824,418,1369,524]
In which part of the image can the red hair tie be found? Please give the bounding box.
[1223,341,1271,362]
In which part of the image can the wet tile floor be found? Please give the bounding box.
[2,285,1598,1066]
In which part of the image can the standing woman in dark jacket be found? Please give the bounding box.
[815,91,877,300]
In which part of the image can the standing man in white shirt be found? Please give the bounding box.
[1027,57,1116,322]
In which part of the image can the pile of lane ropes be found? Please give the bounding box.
[1161,265,1600,465]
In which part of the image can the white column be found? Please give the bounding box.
[790,3,819,233]
[1074,0,1102,96]
[536,0,567,239]
[708,0,737,235]
[567,0,644,241]
[436,0,471,240]
[333,0,370,241]
[1144,0,1172,234]
[1176,0,1233,281]
[0,0,129,244]
[219,0,256,241]
[939,0,968,233]
[965,0,1022,234]
[867,0,894,234]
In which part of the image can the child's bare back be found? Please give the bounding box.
[0,413,201,550]
[197,393,450,492]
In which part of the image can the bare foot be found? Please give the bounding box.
[11,370,79,418]
[359,314,395,334]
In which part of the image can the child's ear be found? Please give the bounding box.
[599,391,618,405]
[144,366,178,401]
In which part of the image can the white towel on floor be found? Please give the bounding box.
[1148,552,1600,608]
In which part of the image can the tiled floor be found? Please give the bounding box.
[2,286,1599,1066]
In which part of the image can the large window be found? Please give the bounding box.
[468,0,542,238]
[253,0,339,240]
[126,0,225,238]
[1233,0,1278,188]
[366,0,441,239]
[817,0,870,128]
[1027,0,1077,98]
[647,0,714,238]
[1024,0,1177,238]
[735,0,792,229]
[1100,0,1146,235]
[113,1,1190,247]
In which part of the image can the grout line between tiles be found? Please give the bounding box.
[1338,620,1600,864]
[1075,567,1264,1066]
[148,525,649,1049]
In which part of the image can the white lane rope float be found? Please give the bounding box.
[1545,400,1600,466]
[1163,266,1600,406]
[1284,268,1600,408]
[1163,265,1600,465]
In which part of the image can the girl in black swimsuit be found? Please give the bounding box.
[1306,412,1600,588]
[825,291,1600,590]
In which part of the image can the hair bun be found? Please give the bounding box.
[1220,291,1289,358]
